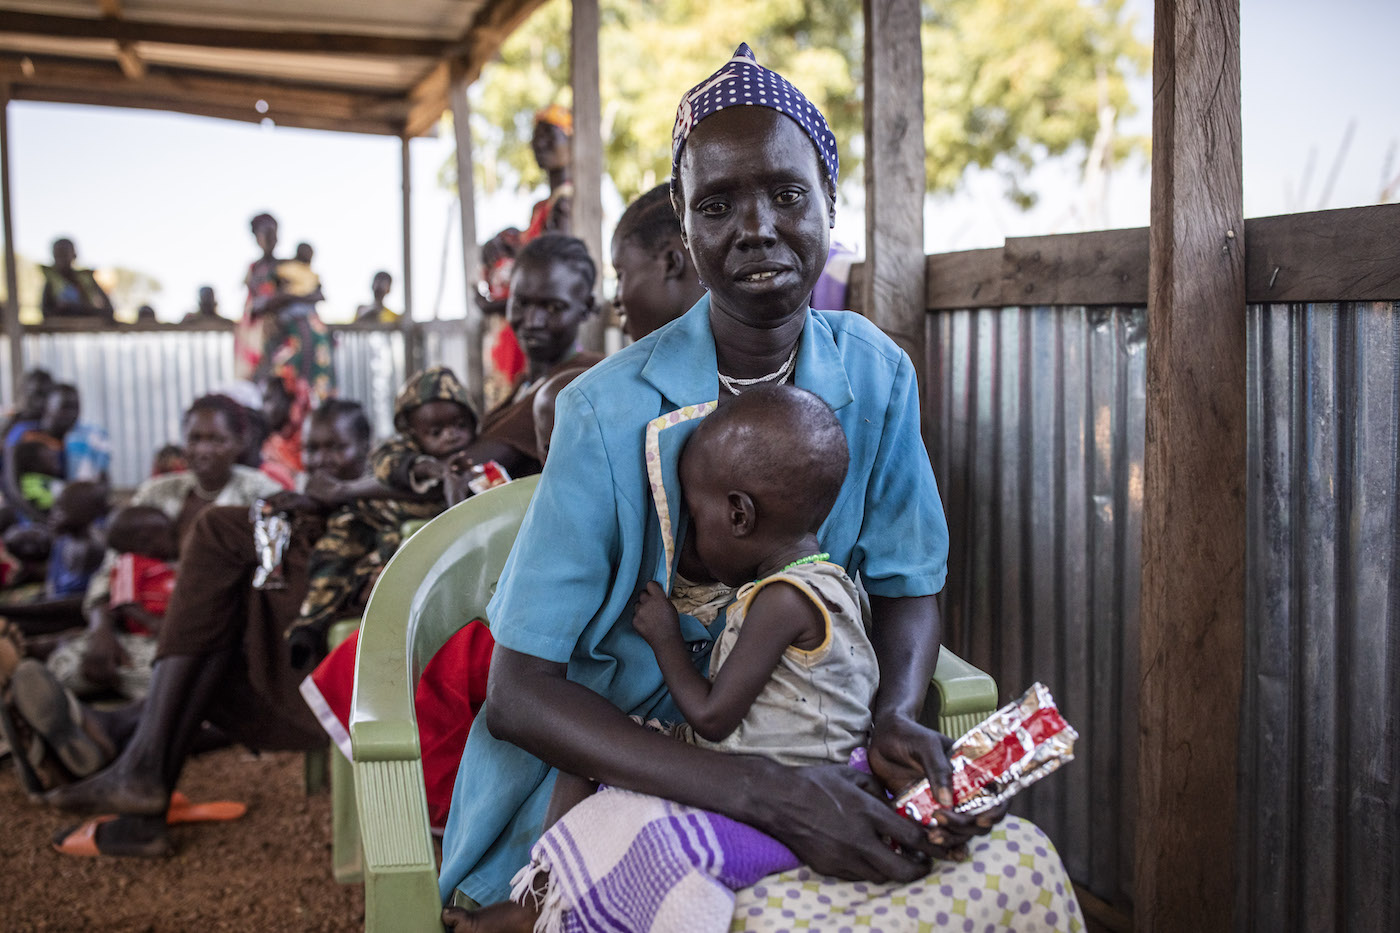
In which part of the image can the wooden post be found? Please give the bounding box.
[862,0,927,403]
[399,135,418,375]
[0,91,22,400]
[1136,0,1245,929]
[570,0,605,353]
[449,71,485,415]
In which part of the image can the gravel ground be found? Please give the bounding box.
[0,746,367,932]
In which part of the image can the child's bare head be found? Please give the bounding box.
[680,385,848,584]
[107,505,178,561]
[50,481,108,535]
[393,367,478,459]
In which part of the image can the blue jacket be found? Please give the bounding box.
[439,295,950,903]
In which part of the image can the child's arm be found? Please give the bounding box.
[632,580,824,743]
[370,436,440,493]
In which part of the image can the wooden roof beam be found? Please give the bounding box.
[0,55,408,133]
[0,11,451,58]
[7,83,401,136]
[94,0,146,80]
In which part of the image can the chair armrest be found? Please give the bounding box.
[922,647,999,741]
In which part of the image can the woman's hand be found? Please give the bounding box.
[748,760,940,883]
[631,581,681,649]
[868,711,1008,856]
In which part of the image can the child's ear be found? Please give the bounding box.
[727,491,756,538]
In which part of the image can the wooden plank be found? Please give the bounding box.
[454,0,554,86]
[1245,203,1400,302]
[0,11,454,58]
[450,71,486,415]
[404,62,450,138]
[1136,0,1246,930]
[400,137,418,374]
[0,55,404,120]
[0,92,24,398]
[570,0,605,352]
[1003,227,1150,306]
[7,84,402,137]
[925,247,1005,309]
[862,0,927,386]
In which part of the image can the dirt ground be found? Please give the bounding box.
[0,746,367,933]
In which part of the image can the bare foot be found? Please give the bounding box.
[441,900,540,933]
[44,762,169,817]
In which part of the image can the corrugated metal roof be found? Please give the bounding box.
[0,0,548,136]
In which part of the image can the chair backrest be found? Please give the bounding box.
[351,474,539,758]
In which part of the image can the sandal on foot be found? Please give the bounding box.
[52,816,172,858]
[10,659,114,778]
[166,790,247,824]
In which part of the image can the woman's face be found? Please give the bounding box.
[507,258,593,367]
[183,408,241,488]
[678,108,833,326]
[531,121,571,173]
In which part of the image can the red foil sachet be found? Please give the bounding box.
[897,682,1078,821]
[466,460,511,495]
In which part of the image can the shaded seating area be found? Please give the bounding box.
[0,1,1397,931]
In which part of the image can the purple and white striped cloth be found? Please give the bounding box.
[510,786,800,933]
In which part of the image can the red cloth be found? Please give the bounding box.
[108,553,177,635]
[303,620,495,830]
[489,324,526,387]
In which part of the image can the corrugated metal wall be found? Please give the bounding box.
[1238,300,1400,932]
[0,325,418,488]
[927,304,1146,909]
[927,300,1400,928]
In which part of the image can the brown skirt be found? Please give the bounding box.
[156,505,324,751]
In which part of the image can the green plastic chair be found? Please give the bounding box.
[348,473,999,932]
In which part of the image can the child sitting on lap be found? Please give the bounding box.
[452,384,876,933]
[286,366,482,666]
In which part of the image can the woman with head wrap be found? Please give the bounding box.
[439,44,1081,932]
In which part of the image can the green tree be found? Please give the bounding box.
[461,0,1147,209]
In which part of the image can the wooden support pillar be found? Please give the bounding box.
[1136,0,1245,929]
[570,0,605,353]
[862,0,927,402]
[399,135,419,374]
[0,91,23,399]
[449,72,485,415]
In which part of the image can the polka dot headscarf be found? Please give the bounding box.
[671,43,839,197]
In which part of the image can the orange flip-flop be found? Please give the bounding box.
[165,790,247,824]
[52,815,117,856]
[52,815,174,858]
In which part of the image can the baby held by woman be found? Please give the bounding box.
[451,384,879,933]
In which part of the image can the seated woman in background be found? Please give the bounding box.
[47,394,283,704]
[22,401,381,856]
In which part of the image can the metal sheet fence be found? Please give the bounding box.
[0,326,410,488]
[926,304,1146,909]
[926,300,1400,929]
[1239,300,1400,933]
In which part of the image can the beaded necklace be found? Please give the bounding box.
[777,552,829,574]
[717,344,798,396]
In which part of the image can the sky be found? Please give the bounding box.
[5,0,1397,323]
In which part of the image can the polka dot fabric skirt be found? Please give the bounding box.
[728,817,1082,932]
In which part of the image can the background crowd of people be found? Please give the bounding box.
[0,152,707,865]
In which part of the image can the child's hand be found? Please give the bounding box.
[632,581,681,648]
[409,457,446,488]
